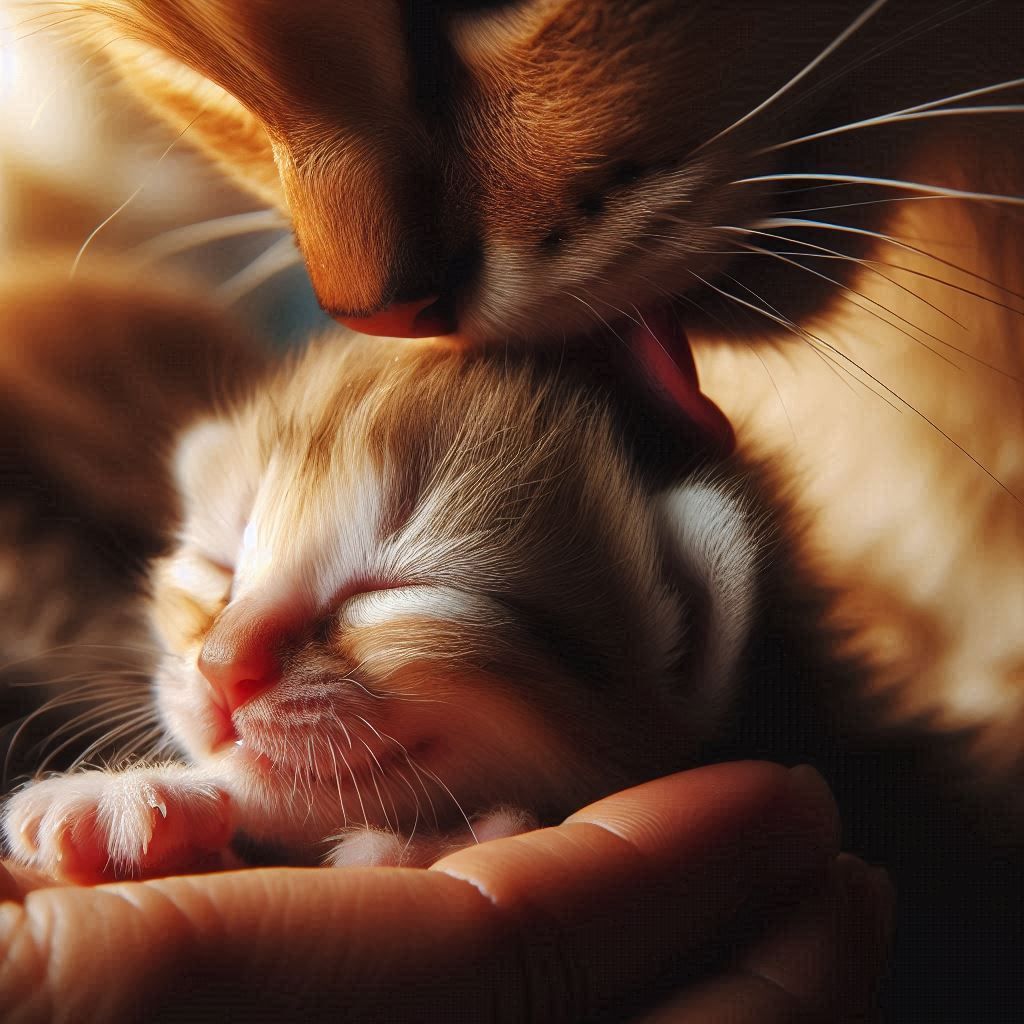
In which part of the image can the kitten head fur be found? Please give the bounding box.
[149,334,764,847]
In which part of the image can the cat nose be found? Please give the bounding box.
[197,601,286,714]
[333,294,452,338]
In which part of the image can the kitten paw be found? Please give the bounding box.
[2,767,234,883]
[325,806,537,868]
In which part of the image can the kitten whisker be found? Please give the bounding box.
[370,726,440,831]
[333,741,370,828]
[60,712,161,775]
[357,735,395,834]
[325,742,348,828]
[3,687,152,781]
[0,641,158,675]
[408,761,478,846]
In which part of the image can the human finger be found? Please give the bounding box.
[635,853,895,1023]
[0,761,840,1023]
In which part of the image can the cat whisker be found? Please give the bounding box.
[783,196,960,216]
[755,217,1024,305]
[130,210,289,266]
[735,239,964,370]
[6,11,92,49]
[700,262,864,401]
[668,287,800,446]
[761,78,1024,153]
[692,0,889,155]
[565,291,629,350]
[27,33,124,128]
[693,265,1022,501]
[689,267,898,406]
[776,0,1000,120]
[730,244,1024,381]
[70,106,210,276]
[735,173,1024,208]
[718,224,966,331]
[215,235,301,305]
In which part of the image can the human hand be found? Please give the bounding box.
[0,761,892,1022]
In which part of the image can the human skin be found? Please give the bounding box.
[0,762,892,1023]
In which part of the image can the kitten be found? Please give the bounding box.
[3,305,782,877]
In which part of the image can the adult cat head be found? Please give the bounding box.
[56,0,1019,343]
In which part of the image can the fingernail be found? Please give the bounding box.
[785,764,842,854]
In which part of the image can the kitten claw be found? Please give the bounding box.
[2,767,234,884]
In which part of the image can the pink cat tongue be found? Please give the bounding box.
[629,311,735,457]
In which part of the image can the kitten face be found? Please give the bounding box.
[65,0,870,342]
[149,336,733,848]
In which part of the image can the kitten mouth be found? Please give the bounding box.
[228,732,431,789]
[629,307,735,457]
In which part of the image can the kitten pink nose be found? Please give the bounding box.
[198,601,287,714]
[333,295,451,338]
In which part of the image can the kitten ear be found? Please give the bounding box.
[658,476,762,728]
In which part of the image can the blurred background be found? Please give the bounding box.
[0,4,329,347]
